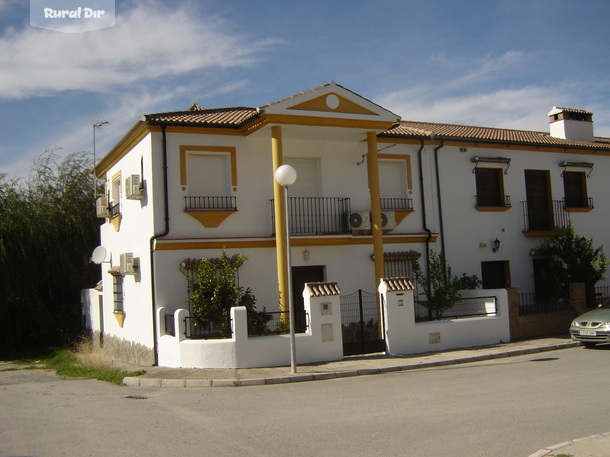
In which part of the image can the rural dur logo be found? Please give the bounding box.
[30,0,115,33]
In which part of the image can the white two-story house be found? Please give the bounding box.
[87,82,610,366]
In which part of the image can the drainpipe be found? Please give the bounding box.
[149,125,170,366]
[432,135,446,254]
[416,138,432,298]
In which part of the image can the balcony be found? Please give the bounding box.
[522,200,570,233]
[270,197,351,235]
[184,196,237,211]
[564,196,594,212]
[380,197,413,211]
[184,196,237,228]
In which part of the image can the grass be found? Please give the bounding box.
[1,341,146,385]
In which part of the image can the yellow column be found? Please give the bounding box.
[366,131,385,291]
[272,126,289,313]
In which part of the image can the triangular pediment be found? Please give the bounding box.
[259,81,400,125]
[288,92,378,116]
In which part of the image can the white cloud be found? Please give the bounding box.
[0,1,277,99]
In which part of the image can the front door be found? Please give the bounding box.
[292,265,325,333]
[481,261,511,289]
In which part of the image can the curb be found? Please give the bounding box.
[528,431,610,457]
[123,341,580,388]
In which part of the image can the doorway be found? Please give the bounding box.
[481,261,511,289]
[525,170,552,230]
[292,265,325,333]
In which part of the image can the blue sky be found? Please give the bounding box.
[1,0,609,178]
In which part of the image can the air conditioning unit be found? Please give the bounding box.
[348,211,371,233]
[125,174,145,200]
[381,211,396,231]
[120,252,139,275]
[96,196,110,218]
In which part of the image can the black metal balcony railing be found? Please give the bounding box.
[108,202,120,218]
[185,196,237,211]
[380,197,414,211]
[564,196,594,209]
[270,197,351,235]
[522,200,570,232]
[475,194,511,207]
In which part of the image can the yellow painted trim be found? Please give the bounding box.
[523,230,566,238]
[565,207,594,213]
[378,153,413,191]
[185,210,237,227]
[114,311,125,328]
[394,210,414,224]
[264,114,395,131]
[153,233,437,251]
[271,126,290,313]
[288,92,378,116]
[179,145,237,188]
[111,214,122,232]
[95,123,157,177]
[367,132,385,307]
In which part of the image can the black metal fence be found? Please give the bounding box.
[185,196,237,211]
[517,292,571,315]
[184,316,233,339]
[270,197,351,235]
[522,200,570,232]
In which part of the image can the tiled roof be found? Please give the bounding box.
[138,105,610,150]
[142,107,258,128]
[381,277,415,292]
[305,281,341,297]
[383,120,610,150]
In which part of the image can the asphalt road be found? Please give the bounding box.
[1,346,609,457]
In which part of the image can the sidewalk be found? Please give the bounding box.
[120,336,579,389]
[117,337,610,456]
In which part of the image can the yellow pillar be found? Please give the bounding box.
[272,126,289,313]
[366,131,385,291]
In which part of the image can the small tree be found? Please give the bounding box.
[411,251,481,320]
[181,251,271,335]
[536,222,608,306]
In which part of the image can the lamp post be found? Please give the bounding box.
[275,164,297,374]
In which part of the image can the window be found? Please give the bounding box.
[475,168,507,207]
[563,171,589,208]
[180,146,237,212]
[112,274,124,313]
[284,158,320,197]
[379,159,412,210]
[110,172,121,217]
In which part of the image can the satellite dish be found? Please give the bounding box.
[91,246,107,264]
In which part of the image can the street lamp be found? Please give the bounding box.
[275,164,297,374]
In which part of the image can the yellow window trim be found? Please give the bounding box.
[179,145,237,189]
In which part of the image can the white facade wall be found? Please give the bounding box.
[97,134,157,349]
[431,144,610,294]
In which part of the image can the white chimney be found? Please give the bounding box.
[548,106,594,142]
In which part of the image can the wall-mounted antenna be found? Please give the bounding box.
[92,120,109,198]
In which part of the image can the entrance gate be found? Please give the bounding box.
[340,289,385,356]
